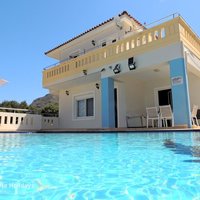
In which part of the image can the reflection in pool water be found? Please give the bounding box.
[0,132,200,199]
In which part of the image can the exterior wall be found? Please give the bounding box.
[121,75,170,127]
[59,25,124,61]
[0,112,42,131]
[0,112,58,132]
[46,13,143,60]
[188,72,200,108]
[57,75,171,128]
[186,46,200,114]
[41,117,59,130]
[57,42,183,128]
[115,82,127,127]
[43,18,183,88]
[100,42,180,115]
[101,42,183,80]
[124,76,146,116]
[59,82,101,128]
[144,78,171,108]
[42,15,200,129]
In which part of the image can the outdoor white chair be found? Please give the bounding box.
[191,105,199,126]
[146,107,159,128]
[159,105,174,127]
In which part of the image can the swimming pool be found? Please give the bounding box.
[0,132,200,199]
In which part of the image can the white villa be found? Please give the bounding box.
[1,11,200,131]
[42,11,200,129]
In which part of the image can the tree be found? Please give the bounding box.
[0,100,29,112]
[0,100,18,108]
[41,103,59,117]
[0,98,59,116]
[19,101,29,109]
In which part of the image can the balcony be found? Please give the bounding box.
[43,16,200,88]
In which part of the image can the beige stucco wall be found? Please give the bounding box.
[188,72,200,109]
[59,82,101,128]
[58,75,171,129]
[123,76,146,116]
[119,74,170,127]
[118,66,200,125]
[57,42,183,128]
[144,78,171,108]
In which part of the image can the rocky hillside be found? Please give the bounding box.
[30,94,59,110]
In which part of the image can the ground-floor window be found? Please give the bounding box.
[74,93,94,119]
[77,98,94,117]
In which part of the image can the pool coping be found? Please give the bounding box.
[38,127,200,133]
[1,127,200,133]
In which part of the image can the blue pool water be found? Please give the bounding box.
[0,132,200,199]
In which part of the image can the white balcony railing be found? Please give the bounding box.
[43,16,182,87]
[43,14,200,88]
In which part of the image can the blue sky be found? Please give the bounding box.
[0,0,199,104]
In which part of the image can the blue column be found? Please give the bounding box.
[169,58,191,127]
[101,77,115,128]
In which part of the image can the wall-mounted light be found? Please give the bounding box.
[113,64,121,74]
[83,69,87,75]
[95,83,100,89]
[153,69,160,72]
[65,90,69,95]
[91,40,96,46]
[128,57,136,70]
[101,68,105,72]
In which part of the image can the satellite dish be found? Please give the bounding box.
[114,16,123,30]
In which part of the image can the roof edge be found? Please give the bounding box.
[45,11,143,55]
